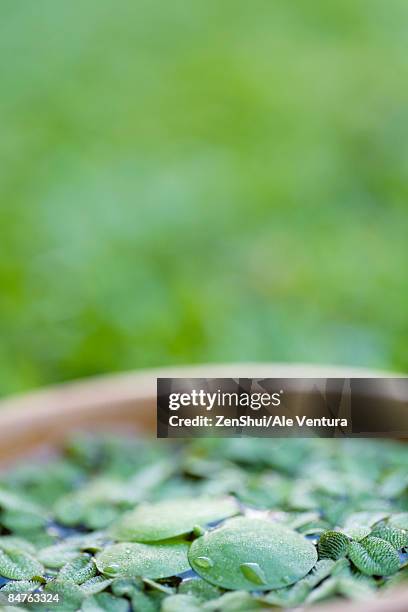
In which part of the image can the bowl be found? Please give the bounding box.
[0,363,406,611]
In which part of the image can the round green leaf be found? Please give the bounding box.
[188,517,318,591]
[111,497,238,542]
[95,541,190,579]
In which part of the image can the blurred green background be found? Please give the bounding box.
[1,0,407,396]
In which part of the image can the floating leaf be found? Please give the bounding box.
[96,541,190,579]
[38,533,107,569]
[348,536,401,576]
[306,575,374,604]
[0,537,36,556]
[370,523,408,550]
[388,513,408,531]
[130,589,159,612]
[178,577,220,601]
[1,509,47,533]
[0,579,43,593]
[318,531,349,559]
[112,576,160,610]
[0,546,44,580]
[188,517,317,591]
[341,511,389,541]
[81,592,129,612]
[54,478,135,529]
[112,497,238,542]
[38,541,82,569]
[44,579,84,611]
[203,591,262,611]
[0,488,44,516]
[58,554,97,584]
[80,575,113,596]
[161,594,202,612]
[111,576,143,597]
[261,559,338,607]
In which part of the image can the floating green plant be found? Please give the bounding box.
[189,517,317,590]
[0,436,406,610]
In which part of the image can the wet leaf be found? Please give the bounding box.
[58,554,97,584]
[178,577,220,601]
[318,531,349,559]
[80,575,113,597]
[112,497,238,542]
[188,517,317,591]
[44,579,85,611]
[348,536,401,576]
[370,523,408,550]
[38,533,107,569]
[0,546,44,580]
[0,579,43,593]
[95,540,190,579]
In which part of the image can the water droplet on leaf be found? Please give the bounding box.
[240,562,266,585]
[194,556,214,569]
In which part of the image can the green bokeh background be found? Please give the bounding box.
[1,1,407,396]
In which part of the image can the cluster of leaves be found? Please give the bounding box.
[0,436,407,611]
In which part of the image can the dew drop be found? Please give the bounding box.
[194,556,214,569]
[104,563,120,575]
[193,524,205,537]
[240,562,267,585]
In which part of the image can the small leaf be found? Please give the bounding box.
[188,517,317,591]
[261,559,338,607]
[130,590,158,612]
[80,575,113,596]
[371,523,408,550]
[348,536,400,576]
[161,594,202,612]
[203,591,262,611]
[111,497,238,542]
[0,579,42,593]
[111,576,143,597]
[58,554,97,584]
[318,531,349,560]
[388,513,408,531]
[0,537,36,556]
[81,592,129,612]
[178,577,220,601]
[95,541,190,579]
[38,533,107,569]
[0,547,44,580]
[44,579,84,611]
